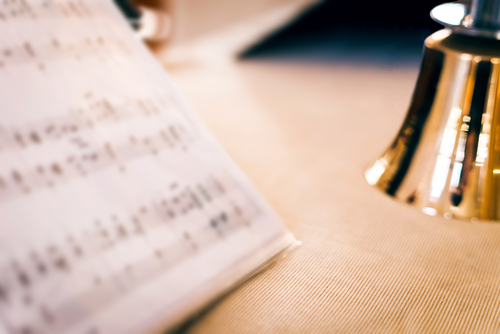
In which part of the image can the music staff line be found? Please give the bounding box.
[0,93,183,152]
[0,0,103,22]
[0,179,257,334]
[0,34,132,70]
[0,122,195,202]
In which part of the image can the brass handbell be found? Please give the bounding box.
[365,0,500,220]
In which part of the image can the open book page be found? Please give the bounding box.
[0,1,294,333]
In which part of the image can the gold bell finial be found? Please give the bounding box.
[365,0,500,220]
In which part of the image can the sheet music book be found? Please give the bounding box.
[0,1,295,333]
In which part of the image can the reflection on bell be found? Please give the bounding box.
[365,0,500,221]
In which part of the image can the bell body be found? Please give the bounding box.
[365,29,500,220]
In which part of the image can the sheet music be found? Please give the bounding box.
[0,1,293,333]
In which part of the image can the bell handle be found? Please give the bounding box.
[471,0,500,30]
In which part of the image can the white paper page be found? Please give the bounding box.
[0,1,293,333]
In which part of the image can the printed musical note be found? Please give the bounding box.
[0,36,133,70]
[0,0,97,21]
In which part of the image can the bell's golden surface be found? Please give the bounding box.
[366,29,500,220]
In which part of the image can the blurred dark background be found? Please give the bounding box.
[278,0,444,32]
[242,0,449,65]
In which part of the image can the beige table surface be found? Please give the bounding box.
[165,51,500,333]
